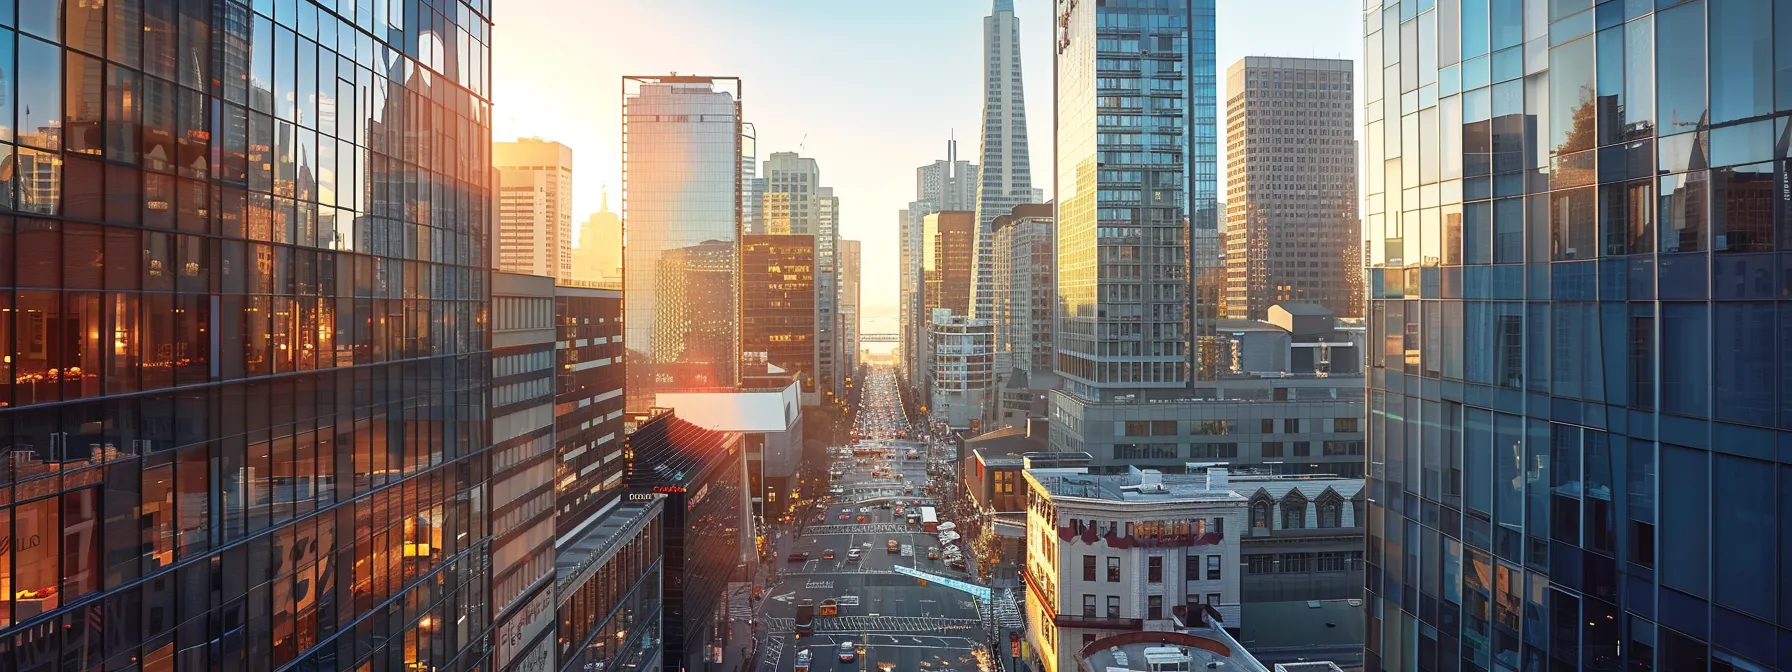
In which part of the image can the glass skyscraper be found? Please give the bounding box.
[0,0,497,670]
[1364,1,1792,670]
[621,76,742,413]
[1053,0,1216,401]
[971,0,1035,324]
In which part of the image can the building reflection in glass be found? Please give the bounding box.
[0,1,496,670]
[622,76,743,414]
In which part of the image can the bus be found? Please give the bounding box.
[919,506,939,533]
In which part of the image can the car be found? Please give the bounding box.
[838,641,857,663]
[788,552,809,562]
[927,547,940,559]
[846,549,863,562]
[839,514,850,521]
[822,549,836,560]
[887,539,900,553]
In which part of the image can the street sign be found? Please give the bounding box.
[891,564,991,600]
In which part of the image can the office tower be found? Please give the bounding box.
[495,138,576,281]
[0,2,496,670]
[1222,58,1360,320]
[621,76,742,413]
[904,142,979,390]
[490,274,561,668]
[841,239,863,375]
[971,0,1036,321]
[928,312,996,430]
[761,152,841,401]
[552,287,628,535]
[924,211,977,324]
[991,203,1056,381]
[1361,2,1792,670]
[743,122,763,235]
[1053,0,1216,402]
[741,235,820,396]
[624,411,749,672]
[573,192,623,287]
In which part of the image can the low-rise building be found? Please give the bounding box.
[1021,466,1248,672]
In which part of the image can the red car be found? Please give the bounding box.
[839,514,850,521]
[822,549,836,560]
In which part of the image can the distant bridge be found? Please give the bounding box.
[859,333,898,343]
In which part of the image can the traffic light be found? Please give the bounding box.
[1009,632,1021,657]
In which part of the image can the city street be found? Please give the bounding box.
[752,367,999,671]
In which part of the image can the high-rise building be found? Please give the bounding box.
[1222,57,1359,320]
[928,312,996,430]
[0,3,498,671]
[743,122,763,235]
[573,192,622,288]
[741,234,820,396]
[553,286,629,537]
[496,138,576,280]
[1053,0,1217,402]
[902,141,979,391]
[491,273,562,669]
[761,152,841,400]
[621,76,742,413]
[971,0,1036,321]
[841,239,863,375]
[1361,3,1792,671]
[924,210,977,324]
[991,203,1057,381]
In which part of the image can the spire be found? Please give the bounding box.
[600,184,610,213]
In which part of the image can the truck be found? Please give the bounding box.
[794,648,813,672]
[795,599,816,637]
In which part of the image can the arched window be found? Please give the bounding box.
[1281,492,1308,530]
[1250,496,1272,528]
[1316,490,1344,529]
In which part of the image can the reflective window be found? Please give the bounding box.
[1660,444,1709,596]
[1654,1,1707,131]
[1707,0,1772,124]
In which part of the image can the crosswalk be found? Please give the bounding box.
[765,615,980,634]
[758,634,785,669]
[804,523,913,535]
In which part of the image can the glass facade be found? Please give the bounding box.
[554,504,661,672]
[1053,0,1215,401]
[553,288,625,539]
[1364,0,1792,670]
[0,0,496,670]
[620,76,741,414]
[971,0,1035,323]
[741,234,818,394]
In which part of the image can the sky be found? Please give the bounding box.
[493,0,1360,334]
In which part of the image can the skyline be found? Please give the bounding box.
[493,0,1360,323]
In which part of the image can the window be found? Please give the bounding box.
[1107,557,1120,582]
[1148,595,1163,620]
[1282,496,1308,529]
[1318,497,1343,528]
[1148,556,1163,583]
[1324,440,1365,456]
[1207,593,1222,606]
[1281,552,1311,572]
[1262,441,1284,458]
[1247,555,1276,574]
[1207,555,1222,581]
[1106,595,1121,618]
[1334,417,1358,432]
[1082,634,1097,648]
[1261,418,1275,433]
[1284,418,1301,433]
[1293,441,1311,456]
[1151,420,1177,436]
[1082,594,1096,618]
[1084,555,1096,581]
[1124,420,1152,436]
[1251,499,1272,528]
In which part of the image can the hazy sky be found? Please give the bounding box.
[493,0,1360,329]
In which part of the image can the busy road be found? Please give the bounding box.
[753,366,998,672]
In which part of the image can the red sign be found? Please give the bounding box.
[652,485,687,494]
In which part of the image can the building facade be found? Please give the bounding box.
[1222,58,1359,320]
[903,141,979,392]
[552,500,664,672]
[621,76,742,413]
[924,210,977,322]
[816,186,842,399]
[495,138,576,281]
[1362,2,1792,671]
[0,1,498,670]
[553,286,628,539]
[491,273,562,671]
[972,0,1037,321]
[992,202,1057,379]
[841,238,863,375]
[573,193,622,288]
[1053,0,1219,402]
[929,312,997,430]
[741,234,820,397]
[1226,476,1366,605]
[624,411,750,672]
[1021,467,1246,672]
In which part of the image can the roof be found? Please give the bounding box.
[1272,302,1333,317]
[1029,469,1246,504]
[1226,477,1365,503]
[964,426,1044,459]
[555,499,661,592]
[1239,600,1365,653]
